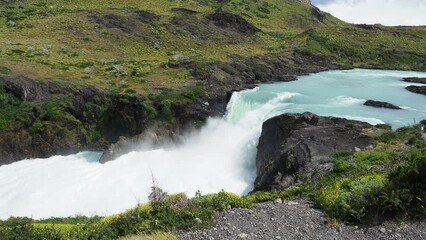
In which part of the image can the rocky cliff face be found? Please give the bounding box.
[254,112,378,191]
[0,73,237,165]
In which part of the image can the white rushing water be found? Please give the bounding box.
[0,69,425,219]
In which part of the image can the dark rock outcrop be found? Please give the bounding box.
[355,24,380,30]
[364,100,401,110]
[89,10,159,38]
[102,94,150,142]
[254,112,377,191]
[406,85,426,95]
[403,77,426,84]
[0,75,71,101]
[0,76,108,165]
[311,6,325,22]
[205,11,260,35]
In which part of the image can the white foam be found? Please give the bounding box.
[331,96,365,105]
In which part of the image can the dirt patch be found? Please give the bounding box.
[205,11,260,35]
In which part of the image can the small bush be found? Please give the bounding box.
[191,190,252,211]
[245,187,302,203]
[383,147,426,217]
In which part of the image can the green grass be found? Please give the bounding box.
[1,0,423,95]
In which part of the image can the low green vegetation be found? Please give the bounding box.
[0,191,251,240]
[308,123,426,223]
[1,124,425,239]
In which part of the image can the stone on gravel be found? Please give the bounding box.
[84,67,93,74]
[238,233,248,238]
[274,198,283,204]
[194,218,203,224]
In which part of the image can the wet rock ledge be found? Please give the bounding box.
[364,100,401,109]
[406,85,426,95]
[402,77,426,84]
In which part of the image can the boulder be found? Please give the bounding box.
[402,77,426,84]
[364,100,401,110]
[406,85,426,95]
[254,112,377,191]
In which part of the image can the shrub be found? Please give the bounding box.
[383,147,426,217]
[190,190,252,211]
[312,175,385,222]
[245,187,302,203]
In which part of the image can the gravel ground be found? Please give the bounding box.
[177,200,426,240]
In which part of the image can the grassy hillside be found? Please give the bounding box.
[1,0,424,94]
